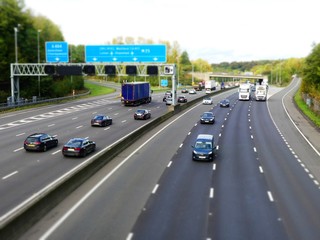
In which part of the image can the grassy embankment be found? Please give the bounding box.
[294,89,320,128]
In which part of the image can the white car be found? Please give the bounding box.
[189,89,196,94]
[165,97,173,105]
[203,97,213,105]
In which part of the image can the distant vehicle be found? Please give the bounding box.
[181,89,189,93]
[165,90,172,97]
[121,82,152,106]
[91,115,112,127]
[134,109,151,120]
[205,80,216,92]
[192,82,204,91]
[255,84,268,101]
[62,138,96,157]
[221,82,225,89]
[177,95,187,103]
[203,97,213,105]
[219,99,230,107]
[189,89,197,94]
[200,112,215,124]
[192,134,216,161]
[24,133,58,152]
[238,83,251,100]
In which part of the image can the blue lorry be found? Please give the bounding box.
[121,82,152,106]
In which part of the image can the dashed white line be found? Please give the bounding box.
[48,124,55,127]
[52,150,61,155]
[76,125,83,129]
[14,147,24,152]
[104,127,111,130]
[188,132,191,135]
[216,145,219,150]
[219,133,221,137]
[253,147,257,152]
[251,135,253,139]
[210,188,214,198]
[152,184,159,194]
[179,143,183,148]
[72,117,78,120]
[267,191,274,202]
[121,120,127,123]
[2,171,18,180]
[126,233,133,240]
[259,166,264,173]
[16,133,25,137]
[212,163,216,170]
[167,161,172,167]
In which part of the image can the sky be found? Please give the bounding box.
[24,0,319,63]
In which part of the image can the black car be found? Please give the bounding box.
[181,88,189,93]
[177,95,187,103]
[134,109,151,120]
[62,138,96,157]
[24,133,58,152]
[200,112,215,124]
[91,115,112,127]
[220,99,230,107]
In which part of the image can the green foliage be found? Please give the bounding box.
[302,43,320,98]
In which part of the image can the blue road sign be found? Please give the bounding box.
[85,44,166,63]
[161,79,168,87]
[46,41,69,62]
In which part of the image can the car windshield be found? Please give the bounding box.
[136,110,145,114]
[94,116,103,120]
[202,113,213,117]
[67,139,83,147]
[195,141,212,149]
[26,137,39,142]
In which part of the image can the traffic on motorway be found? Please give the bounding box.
[2,80,320,240]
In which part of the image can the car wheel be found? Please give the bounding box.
[55,140,58,147]
[82,149,87,157]
[43,145,47,152]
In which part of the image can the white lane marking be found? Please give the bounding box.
[52,150,61,155]
[2,171,18,180]
[76,125,83,129]
[167,161,172,167]
[210,188,214,198]
[212,164,216,170]
[104,127,111,131]
[251,135,253,139]
[267,191,274,202]
[259,166,264,173]
[253,147,257,152]
[72,117,78,120]
[48,124,55,127]
[188,132,191,135]
[152,184,159,194]
[179,143,183,148]
[216,145,219,150]
[16,133,25,137]
[121,120,127,123]
[126,233,133,240]
[14,147,24,152]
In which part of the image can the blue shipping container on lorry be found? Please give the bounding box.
[121,82,152,106]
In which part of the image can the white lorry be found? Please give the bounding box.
[255,84,268,101]
[205,80,216,94]
[238,83,251,100]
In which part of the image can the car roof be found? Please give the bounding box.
[197,134,214,140]
[28,133,47,137]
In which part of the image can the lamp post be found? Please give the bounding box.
[37,29,42,97]
[14,27,18,63]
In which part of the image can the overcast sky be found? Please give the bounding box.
[24,0,319,63]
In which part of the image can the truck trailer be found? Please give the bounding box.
[205,80,216,93]
[121,82,152,106]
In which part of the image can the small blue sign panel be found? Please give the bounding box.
[85,44,166,63]
[46,41,69,63]
[161,79,168,87]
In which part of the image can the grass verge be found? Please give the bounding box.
[294,89,320,128]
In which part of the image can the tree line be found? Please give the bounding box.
[0,0,318,108]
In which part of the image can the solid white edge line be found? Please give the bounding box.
[2,171,18,180]
[152,184,159,194]
[267,191,274,202]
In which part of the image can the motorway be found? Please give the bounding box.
[0,85,207,220]
[20,79,320,240]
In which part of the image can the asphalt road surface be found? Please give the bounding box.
[21,81,320,240]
